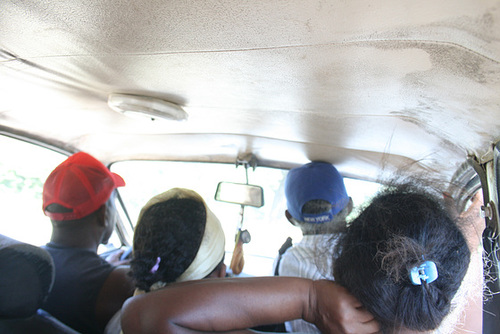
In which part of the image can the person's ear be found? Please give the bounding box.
[207,263,227,279]
[94,204,107,227]
[217,263,227,278]
[346,197,353,215]
[336,198,354,221]
[285,210,298,226]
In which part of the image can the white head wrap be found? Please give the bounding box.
[137,188,226,289]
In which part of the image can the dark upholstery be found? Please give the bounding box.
[0,234,79,333]
[0,309,80,334]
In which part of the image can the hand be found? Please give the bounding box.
[307,280,380,334]
[105,248,131,266]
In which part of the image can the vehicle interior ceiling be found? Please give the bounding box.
[1,0,500,331]
[0,1,497,180]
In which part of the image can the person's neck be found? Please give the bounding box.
[302,231,328,236]
[50,230,100,252]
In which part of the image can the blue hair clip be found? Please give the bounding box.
[410,261,438,285]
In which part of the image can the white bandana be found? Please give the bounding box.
[137,188,226,286]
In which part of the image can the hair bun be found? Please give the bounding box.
[377,235,426,284]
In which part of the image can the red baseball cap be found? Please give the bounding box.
[43,152,125,221]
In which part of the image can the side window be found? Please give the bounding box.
[0,135,67,245]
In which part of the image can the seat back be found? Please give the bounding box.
[0,234,79,333]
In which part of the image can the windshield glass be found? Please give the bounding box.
[112,160,381,276]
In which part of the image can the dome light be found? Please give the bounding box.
[108,93,187,121]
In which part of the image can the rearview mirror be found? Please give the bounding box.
[215,182,264,207]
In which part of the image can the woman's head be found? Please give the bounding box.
[131,188,226,291]
[333,184,471,333]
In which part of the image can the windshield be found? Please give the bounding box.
[111,160,381,276]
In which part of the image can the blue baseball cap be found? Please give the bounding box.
[285,162,349,224]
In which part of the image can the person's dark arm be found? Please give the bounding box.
[121,276,379,334]
[95,265,135,330]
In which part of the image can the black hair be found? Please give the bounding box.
[302,199,332,215]
[130,198,207,291]
[46,190,116,224]
[47,203,106,228]
[333,184,471,333]
[45,203,73,214]
[296,199,348,235]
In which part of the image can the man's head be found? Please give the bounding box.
[285,161,352,233]
[42,152,125,244]
[43,152,125,221]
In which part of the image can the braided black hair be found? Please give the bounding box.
[130,198,207,291]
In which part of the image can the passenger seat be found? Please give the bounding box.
[0,234,80,334]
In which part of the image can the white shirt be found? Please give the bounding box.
[276,234,339,333]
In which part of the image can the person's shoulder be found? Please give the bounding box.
[80,250,116,269]
[96,266,134,330]
[101,265,134,294]
[282,238,319,258]
[279,248,316,277]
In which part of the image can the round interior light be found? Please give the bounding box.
[108,93,187,121]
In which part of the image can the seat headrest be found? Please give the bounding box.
[0,234,55,319]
